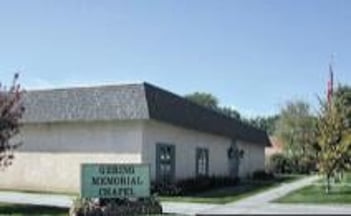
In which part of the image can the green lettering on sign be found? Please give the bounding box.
[81,163,150,198]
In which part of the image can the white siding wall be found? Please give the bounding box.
[237,141,266,177]
[0,153,141,193]
[141,120,232,180]
[19,121,143,153]
[0,119,266,193]
[0,121,143,193]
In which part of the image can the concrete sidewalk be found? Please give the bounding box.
[226,175,320,207]
[0,191,74,208]
[162,202,219,215]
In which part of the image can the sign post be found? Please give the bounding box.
[81,163,150,199]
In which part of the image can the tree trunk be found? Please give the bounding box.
[325,174,331,194]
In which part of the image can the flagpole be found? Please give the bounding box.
[327,54,334,106]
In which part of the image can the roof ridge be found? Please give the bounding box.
[143,82,266,133]
[25,82,145,93]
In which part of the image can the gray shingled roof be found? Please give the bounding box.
[23,82,271,146]
[22,84,150,123]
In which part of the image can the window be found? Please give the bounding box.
[156,143,175,183]
[196,148,209,176]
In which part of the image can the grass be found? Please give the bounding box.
[159,174,303,204]
[0,203,68,216]
[276,184,351,204]
[276,173,351,204]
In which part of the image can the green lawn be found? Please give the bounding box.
[276,173,351,204]
[276,184,351,204]
[0,203,68,216]
[160,175,303,204]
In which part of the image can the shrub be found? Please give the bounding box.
[150,182,182,196]
[252,170,274,180]
[268,153,317,174]
[267,153,292,174]
[70,197,162,216]
[293,155,317,174]
[151,176,239,196]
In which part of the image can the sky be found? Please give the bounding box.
[0,0,350,117]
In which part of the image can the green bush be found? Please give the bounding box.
[268,153,317,174]
[267,153,292,174]
[150,182,182,196]
[151,176,239,196]
[293,156,317,174]
[70,197,162,216]
[252,170,274,180]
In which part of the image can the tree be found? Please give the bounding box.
[0,74,25,167]
[245,115,280,135]
[218,106,241,120]
[332,84,351,180]
[316,85,351,193]
[334,84,351,129]
[274,100,317,172]
[184,92,219,110]
[185,92,241,119]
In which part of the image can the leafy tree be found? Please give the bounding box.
[332,84,351,181]
[334,84,351,129]
[245,115,279,135]
[274,100,317,172]
[0,74,25,167]
[185,92,241,119]
[218,106,241,120]
[184,92,219,110]
[316,97,351,193]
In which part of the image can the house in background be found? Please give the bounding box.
[265,136,284,158]
[0,82,270,193]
